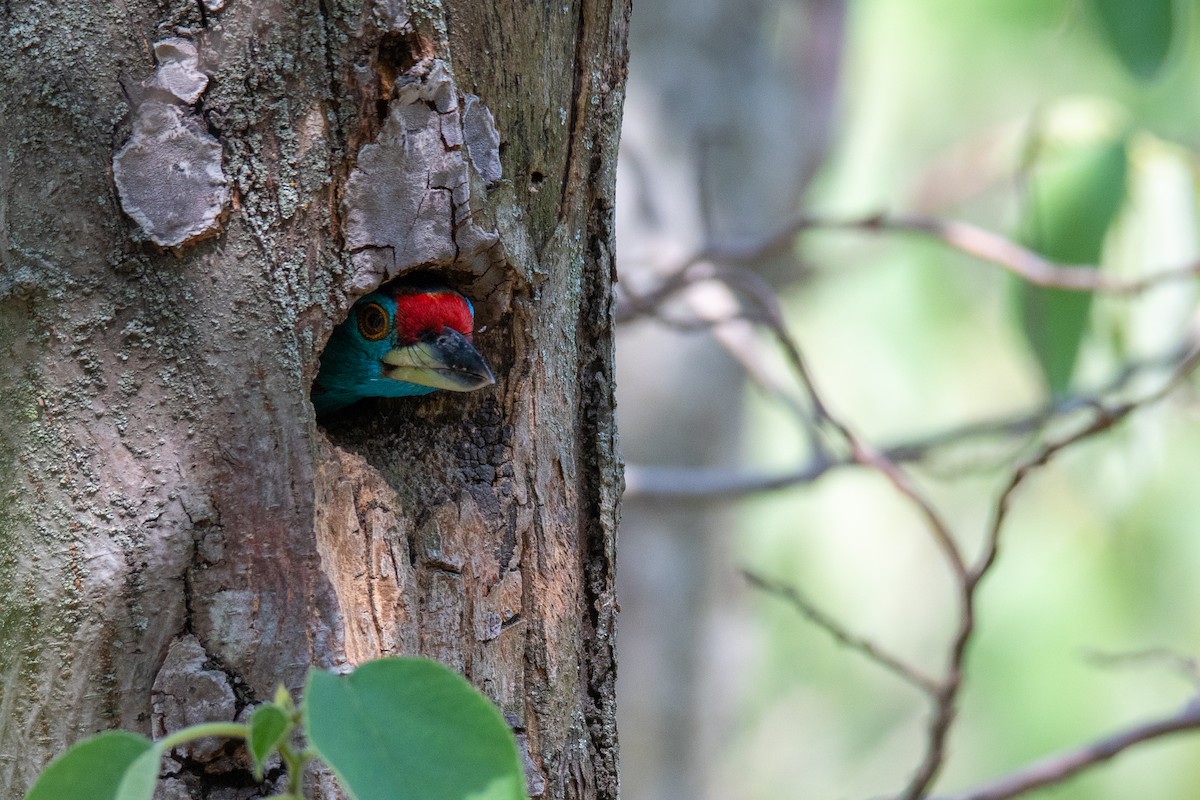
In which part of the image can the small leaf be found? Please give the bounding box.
[304,658,526,800]
[1016,136,1128,395]
[1089,0,1174,80]
[114,745,163,800]
[248,703,293,779]
[273,682,295,714]
[25,731,155,800]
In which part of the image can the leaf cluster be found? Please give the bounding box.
[25,658,527,800]
[1015,0,1181,394]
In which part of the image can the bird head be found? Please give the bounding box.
[312,286,495,416]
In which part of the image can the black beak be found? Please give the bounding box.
[381,327,496,392]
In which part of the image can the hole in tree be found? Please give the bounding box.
[375,31,428,101]
[312,269,511,516]
[312,270,500,431]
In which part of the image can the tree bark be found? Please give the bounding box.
[0,1,626,798]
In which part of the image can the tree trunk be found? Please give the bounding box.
[614,1,843,797]
[0,1,626,798]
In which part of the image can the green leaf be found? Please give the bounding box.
[273,682,296,714]
[248,703,293,779]
[25,731,155,800]
[1089,0,1174,80]
[304,658,526,800]
[114,745,163,800]
[1016,136,1128,395]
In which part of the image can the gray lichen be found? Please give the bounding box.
[373,0,412,32]
[112,101,229,247]
[112,37,229,247]
[151,635,237,762]
[342,59,501,284]
[146,38,208,105]
[463,94,502,187]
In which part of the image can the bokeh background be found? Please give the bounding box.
[612,1,1200,798]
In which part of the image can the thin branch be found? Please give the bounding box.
[715,272,979,761]
[616,212,1200,323]
[732,281,972,800]
[898,342,1200,800]
[623,340,1198,501]
[1082,647,1200,689]
[936,700,1200,800]
[744,570,940,694]
[619,217,1200,800]
[851,439,968,582]
[977,341,1200,586]
[717,268,970,584]
[624,461,835,500]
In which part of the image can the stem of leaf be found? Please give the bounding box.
[158,722,249,751]
[278,740,314,796]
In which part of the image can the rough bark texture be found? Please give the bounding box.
[0,1,626,798]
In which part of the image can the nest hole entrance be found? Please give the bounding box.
[309,270,516,570]
[311,270,500,458]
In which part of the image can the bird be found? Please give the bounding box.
[312,285,495,416]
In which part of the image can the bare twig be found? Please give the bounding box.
[851,439,968,582]
[624,461,836,500]
[619,205,1200,800]
[979,341,1200,586]
[898,342,1200,800]
[744,570,940,694]
[736,282,974,800]
[623,340,1198,501]
[616,212,1200,323]
[935,700,1200,800]
[714,265,970,583]
[1083,647,1200,689]
[708,268,981,787]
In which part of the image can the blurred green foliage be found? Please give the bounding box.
[1017,131,1127,395]
[733,1,1200,798]
[1089,0,1177,80]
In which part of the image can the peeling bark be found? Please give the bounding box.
[0,0,627,798]
[113,100,230,247]
[341,58,501,284]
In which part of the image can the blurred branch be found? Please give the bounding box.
[624,339,1197,501]
[716,262,973,798]
[933,699,1200,800]
[618,200,1200,800]
[702,254,969,581]
[850,436,967,581]
[626,241,1200,798]
[698,260,982,794]
[899,342,1200,800]
[616,212,1200,324]
[744,570,940,694]
[1083,647,1200,689]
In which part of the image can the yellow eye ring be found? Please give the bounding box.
[357,302,390,341]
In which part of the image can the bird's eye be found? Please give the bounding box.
[357,302,390,341]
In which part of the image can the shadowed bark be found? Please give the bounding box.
[0,1,626,797]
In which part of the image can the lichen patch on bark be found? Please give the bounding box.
[146,38,209,105]
[112,38,229,247]
[342,58,503,290]
[113,101,230,247]
[463,94,503,187]
[152,635,237,762]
